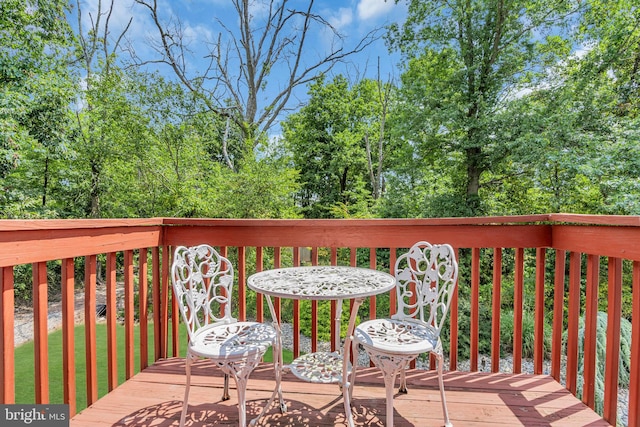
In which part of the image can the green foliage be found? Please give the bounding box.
[283,75,392,218]
[298,300,356,342]
[571,312,632,422]
[500,310,552,359]
[387,0,577,215]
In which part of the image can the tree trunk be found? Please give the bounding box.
[465,146,482,214]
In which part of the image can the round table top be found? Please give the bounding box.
[247,265,395,300]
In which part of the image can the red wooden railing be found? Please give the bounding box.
[0,215,639,426]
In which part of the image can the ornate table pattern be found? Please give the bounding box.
[247,265,395,427]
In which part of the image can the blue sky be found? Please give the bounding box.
[74,0,407,129]
[74,0,407,78]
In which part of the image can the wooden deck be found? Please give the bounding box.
[70,358,611,427]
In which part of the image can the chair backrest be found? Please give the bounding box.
[171,244,236,343]
[392,241,458,336]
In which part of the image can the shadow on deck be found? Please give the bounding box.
[70,357,611,426]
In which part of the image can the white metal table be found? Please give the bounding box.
[247,265,395,427]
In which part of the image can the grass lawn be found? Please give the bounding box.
[14,321,292,413]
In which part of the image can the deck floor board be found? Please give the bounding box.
[70,358,611,427]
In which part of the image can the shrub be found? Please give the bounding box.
[500,309,552,359]
[299,299,356,342]
[570,311,631,422]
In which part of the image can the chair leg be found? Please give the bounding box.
[222,357,261,427]
[398,362,408,394]
[367,350,416,427]
[382,368,398,427]
[436,351,453,427]
[222,374,231,401]
[180,354,195,427]
[234,374,249,427]
[250,344,286,426]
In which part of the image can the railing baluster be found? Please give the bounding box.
[330,248,338,352]
[61,258,76,416]
[1,266,15,404]
[124,250,135,379]
[106,252,117,391]
[238,246,247,322]
[629,260,640,427]
[292,247,300,358]
[513,248,524,373]
[33,261,48,403]
[470,247,480,372]
[449,247,459,371]
[369,247,377,320]
[139,248,149,370]
[161,245,169,359]
[491,248,502,373]
[84,255,98,405]
[552,249,566,381]
[273,247,281,322]
[566,251,581,395]
[583,254,600,408]
[256,247,264,323]
[603,257,622,424]
[311,247,318,353]
[152,247,161,361]
[534,248,546,374]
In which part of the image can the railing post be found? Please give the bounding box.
[0,266,15,403]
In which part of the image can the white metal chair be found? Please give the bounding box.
[353,241,458,427]
[171,244,281,427]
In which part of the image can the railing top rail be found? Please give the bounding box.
[161,215,552,227]
[0,218,165,231]
[549,213,640,226]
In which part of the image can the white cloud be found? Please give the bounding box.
[328,7,353,31]
[357,0,394,21]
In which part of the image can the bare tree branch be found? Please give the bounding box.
[132,0,383,150]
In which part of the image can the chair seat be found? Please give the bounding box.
[355,319,437,355]
[189,321,276,360]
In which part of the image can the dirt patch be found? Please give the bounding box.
[13,281,123,347]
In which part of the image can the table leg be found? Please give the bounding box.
[342,296,365,427]
[334,299,343,353]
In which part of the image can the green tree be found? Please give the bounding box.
[283,75,394,218]
[389,0,579,215]
[0,0,75,217]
